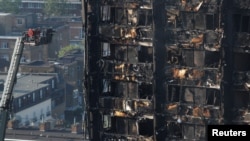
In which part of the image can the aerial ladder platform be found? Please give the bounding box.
[0,27,54,140]
[0,37,24,141]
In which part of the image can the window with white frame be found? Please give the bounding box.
[2,54,9,61]
[19,3,23,8]
[40,109,44,120]
[37,3,43,9]
[46,106,51,116]
[33,112,37,122]
[52,80,55,89]
[40,90,43,99]
[79,28,83,39]
[17,18,23,25]
[20,56,26,63]
[59,34,62,40]
[33,92,36,102]
[28,3,36,8]
[78,79,81,86]
[1,42,8,49]
[18,98,21,107]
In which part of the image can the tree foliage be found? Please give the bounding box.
[0,0,21,13]
[58,45,82,58]
[44,0,68,17]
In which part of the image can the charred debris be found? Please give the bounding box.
[83,0,250,140]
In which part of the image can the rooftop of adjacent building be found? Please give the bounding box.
[0,36,19,39]
[0,12,12,16]
[0,73,57,98]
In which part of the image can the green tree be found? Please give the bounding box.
[44,0,68,17]
[58,45,82,58]
[0,0,21,13]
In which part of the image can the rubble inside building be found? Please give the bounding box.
[83,0,250,140]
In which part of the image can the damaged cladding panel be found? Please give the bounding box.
[164,0,224,140]
[85,0,250,141]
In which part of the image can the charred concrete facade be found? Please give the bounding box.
[83,0,250,141]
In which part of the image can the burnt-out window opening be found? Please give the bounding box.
[115,46,127,61]
[111,82,138,98]
[206,89,221,106]
[138,10,152,26]
[181,87,208,105]
[204,70,221,87]
[167,47,182,65]
[241,16,249,32]
[233,91,249,109]
[136,28,153,40]
[182,124,205,139]
[139,83,153,99]
[128,119,138,135]
[113,82,128,97]
[127,47,138,63]
[102,79,111,95]
[234,14,250,32]
[108,116,117,133]
[108,44,116,59]
[99,98,114,109]
[165,30,176,44]
[98,60,113,77]
[127,9,138,26]
[234,53,250,71]
[205,51,220,68]
[138,46,153,62]
[205,30,221,45]
[100,5,111,22]
[194,51,205,67]
[182,124,195,139]
[116,118,128,134]
[102,114,112,130]
[193,88,206,105]
[127,82,139,98]
[181,87,195,104]
[138,119,153,136]
[234,14,241,32]
[110,7,116,23]
[194,13,206,30]
[206,14,219,30]
[167,85,180,102]
[181,12,205,30]
[102,42,111,57]
[115,99,124,110]
[180,12,195,29]
[166,122,182,138]
[233,71,245,85]
[194,125,206,139]
[115,46,138,63]
[166,10,178,29]
[182,50,205,67]
[104,118,138,135]
[235,33,250,47]
[115,8,129,25]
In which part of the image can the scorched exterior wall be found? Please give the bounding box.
[83,0,250,141]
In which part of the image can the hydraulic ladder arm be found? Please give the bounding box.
[0,37,24,140]
[0,27,54,140]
